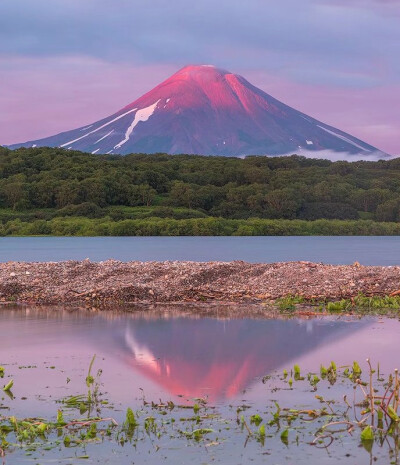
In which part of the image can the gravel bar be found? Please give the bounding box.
[1,260,400,306]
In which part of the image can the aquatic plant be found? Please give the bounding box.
[273,292,400,315]
[1,355,400,463]
[276,295,305,311]
[313,358,400,456]
[2,379,13,393]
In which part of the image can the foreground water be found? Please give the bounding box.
[2,236,400,264]
[1,307,400,464]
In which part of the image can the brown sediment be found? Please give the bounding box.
[1,259,400,307]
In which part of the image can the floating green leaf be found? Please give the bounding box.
[125,407,138,428]
[3,379,13,392]
[387,406,399,422]
[56,410,66,426]
[250,414,262,426]
[86,423,97,439]
[352,361,362,376]
[360,425,374,441]
[280,428,289,445]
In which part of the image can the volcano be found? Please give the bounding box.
[9,65,387,158]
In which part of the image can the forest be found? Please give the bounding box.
[1,146,400,235]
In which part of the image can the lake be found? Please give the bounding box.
[2,236,400,264]
[1,306,399,464]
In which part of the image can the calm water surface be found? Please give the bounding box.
[2,236,400,264]
[1,307,399,464]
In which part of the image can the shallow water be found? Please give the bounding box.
[1,307,400,463]
[2,236,400,264]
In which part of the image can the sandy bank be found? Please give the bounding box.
[1,260,400,307]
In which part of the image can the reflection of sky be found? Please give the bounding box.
[0,308,376,407]
[247,317,400,409]
[2,309,399,465]
[0,0,399,153]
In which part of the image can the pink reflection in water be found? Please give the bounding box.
[2,308,395,407]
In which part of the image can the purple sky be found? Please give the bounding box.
[1,0,399,154]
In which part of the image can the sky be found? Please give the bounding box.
[0,0,399,154]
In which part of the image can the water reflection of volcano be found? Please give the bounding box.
[115,317,366,401]
[0,308,369,401]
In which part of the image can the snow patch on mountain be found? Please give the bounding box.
[114,100,160,150]
[60,108,137,148]
[317,125,371,152]
[95,129,114,144]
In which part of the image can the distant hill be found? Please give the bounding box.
[9,65,388,159]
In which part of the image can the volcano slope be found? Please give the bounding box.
[9,65,387,159]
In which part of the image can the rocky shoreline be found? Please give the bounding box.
[1,260,400,307]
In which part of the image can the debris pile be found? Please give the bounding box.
[0,260,399,306]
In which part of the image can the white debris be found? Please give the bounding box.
[60,108,137,148]
[94,129,114,144]
[306,140,313,145]
[317,125,371,152]
[166,98,171,103]
[114,100,160,149]
[91,149,100,154]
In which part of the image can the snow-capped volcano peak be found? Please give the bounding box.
[9,65,388,158]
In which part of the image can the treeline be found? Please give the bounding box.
[3,217,400,237]
[1,146,400,224]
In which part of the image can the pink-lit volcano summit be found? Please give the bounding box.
[10,65,387,158]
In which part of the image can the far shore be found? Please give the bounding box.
[1,260,400,309]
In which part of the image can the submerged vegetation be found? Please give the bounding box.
[1,355,400,462]
[3,147,400,235]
